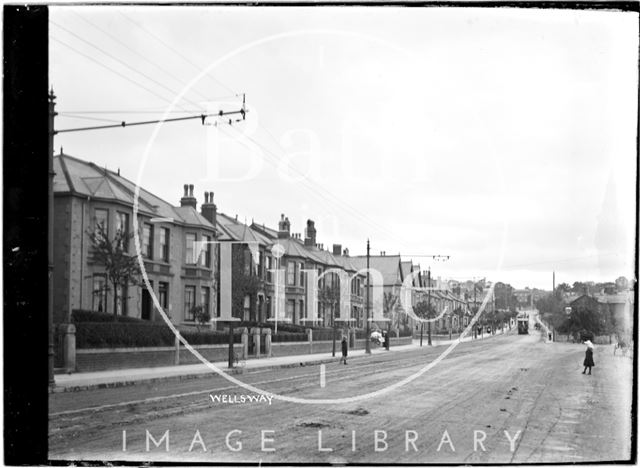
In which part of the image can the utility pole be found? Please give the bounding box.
[47,94,246,386]
[365,239,371,354]
[427,267,432,346]
[48,89,56,387]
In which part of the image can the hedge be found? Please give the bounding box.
[76,322,240,348]
[72,309,146,323]
[271,333,308,342]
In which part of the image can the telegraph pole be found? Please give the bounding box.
[48,89,56,387]
[47,94,246,386]
[365,239,371,354]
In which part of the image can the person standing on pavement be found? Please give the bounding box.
[582,340,595,374]
[340,336,348,365]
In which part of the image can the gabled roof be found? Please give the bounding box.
[250,222,279,240]
[218,212,272,246]
[333,254,358,273]
[54,153,214,229]
[350,255,403,286]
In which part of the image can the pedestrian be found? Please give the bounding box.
[340,336,348,365]
[582,340,595,375]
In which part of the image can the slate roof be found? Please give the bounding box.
[53,153,214,229]
[350,255,403,286]
[217,212,272,246]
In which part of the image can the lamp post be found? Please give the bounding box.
[365,239,371,354]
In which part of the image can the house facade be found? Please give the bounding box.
[53,153,219,326]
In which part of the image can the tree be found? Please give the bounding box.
[383,292,400,330]
[555,283,571,296]
[414,299,437,345]
[572,281,588,295]
[191,305,211,332]
[535,292,565,329]
[319,281,341,356]
[88,222,141,320]
[615,276,629,292]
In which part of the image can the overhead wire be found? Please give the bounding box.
[52,37,179,106]
[117,11,237,96]
[221,124,410,248]
[51,20,199,112]
[68,10,216,105]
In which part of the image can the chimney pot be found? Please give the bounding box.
[184,184,189,197]
[189,184,194,197]
[204,192,209,204]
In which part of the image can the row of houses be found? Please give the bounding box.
[53,152,480,332]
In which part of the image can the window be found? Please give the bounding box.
[92,274,107,313]
[298,262,304,287]
[116,212,130,250]
[185,233,196,264]
[159,227,170,262]
[201,287,210,316]
[94,209,109,239]
[142,223,154,259]
[287,261,296,285]
[159,282,169,310]
[266,256,273,283]
[243,295,251,320]
[200,235,212,268]
[184,286,196,321]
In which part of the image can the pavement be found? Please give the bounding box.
[52,331,507,392]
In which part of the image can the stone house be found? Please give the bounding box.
[53,152,219,326]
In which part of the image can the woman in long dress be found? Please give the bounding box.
[582,340,595,375]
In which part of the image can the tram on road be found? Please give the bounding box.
[517,313,529,335]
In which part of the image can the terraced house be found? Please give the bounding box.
[53,153,219,326]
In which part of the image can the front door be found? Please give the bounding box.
[141,284,153,320]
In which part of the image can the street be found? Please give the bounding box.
[49,329,633,463]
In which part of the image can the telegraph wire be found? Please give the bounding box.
[117,11,237,96]
[58,105,237,115]
[246,123,409,248]
[68,11,215,105]
[221,124,409,248]
[58,113,126,124]
[51,21,199,112]
[52,37,178,107]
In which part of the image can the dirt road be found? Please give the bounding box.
[49,330,633,463]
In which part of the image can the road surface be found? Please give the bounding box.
[49,329,633,463]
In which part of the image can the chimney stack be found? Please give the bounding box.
[180,183,197,209]
[278,214,290,239]
[201,191,217,228]
[304,219,317,247]
[332,244,342,256]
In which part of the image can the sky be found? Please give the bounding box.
[49,6,638,290]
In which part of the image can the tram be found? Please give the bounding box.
[517,313,529,335]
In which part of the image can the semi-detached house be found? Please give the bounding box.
[53,153,219,326]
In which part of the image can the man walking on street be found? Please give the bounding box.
[340,336,348,365]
